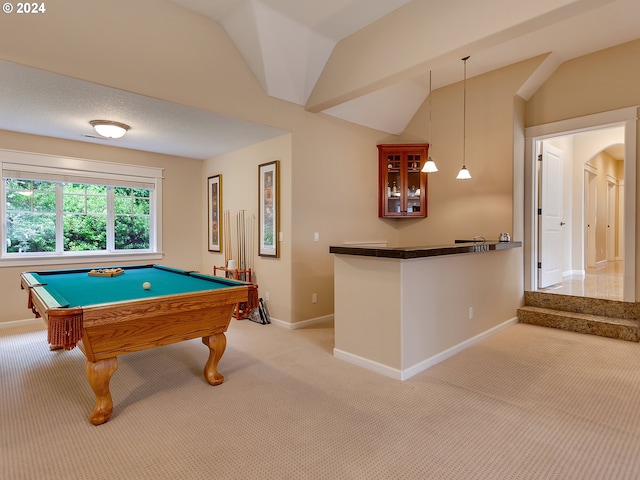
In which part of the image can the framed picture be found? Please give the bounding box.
[258,161,279,257]
[207,175,222,252]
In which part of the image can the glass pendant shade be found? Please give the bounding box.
[456,165,471,179]
[422,157,438,173]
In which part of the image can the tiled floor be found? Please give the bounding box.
[537,260,623,300]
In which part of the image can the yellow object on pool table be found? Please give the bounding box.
[88,268,125,277]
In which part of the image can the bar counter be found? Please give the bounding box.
[330,240,523,380]
[329,240,522,259]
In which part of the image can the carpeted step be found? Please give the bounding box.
[517,305,640,342]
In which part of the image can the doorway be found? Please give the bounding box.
[524,107,637,302]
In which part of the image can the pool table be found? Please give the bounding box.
[20,264,258,425]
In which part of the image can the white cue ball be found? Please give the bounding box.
[142,282,151,290]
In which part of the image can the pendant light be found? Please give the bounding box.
[456,56,472,179]
[422,70,438,173]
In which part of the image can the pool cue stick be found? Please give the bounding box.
[242,211,244,267]
[224,210,231,265]
[241,210,246,279]
[236,210,240,277]
[246,212,250,280]
[248,214,255,273]
[238,211,242,276]
[239,210,242,275]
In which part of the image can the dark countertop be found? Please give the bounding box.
[329,240,522,259]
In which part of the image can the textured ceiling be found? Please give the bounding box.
[0,0,638,159]
[0,60,286,160]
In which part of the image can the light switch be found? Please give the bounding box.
[314,232,319,242]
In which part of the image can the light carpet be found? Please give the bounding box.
[1,318,640,479]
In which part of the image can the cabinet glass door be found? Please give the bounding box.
[378,144,428,218]
[406,153,422,214]
[386,154,401,215]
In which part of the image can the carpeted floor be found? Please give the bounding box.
[1,318,640,479]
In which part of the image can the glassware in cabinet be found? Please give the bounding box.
[378,144,428,218]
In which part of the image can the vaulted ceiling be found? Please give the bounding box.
[1,0,639,159]
[174,0,640,134]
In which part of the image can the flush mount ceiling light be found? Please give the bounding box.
[422,70,438,173]
[456,56,472,180]
[89,120,130,139]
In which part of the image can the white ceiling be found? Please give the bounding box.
[1,0,639,159]
[0,60,287,160]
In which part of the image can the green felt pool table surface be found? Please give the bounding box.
[26,264,246,308]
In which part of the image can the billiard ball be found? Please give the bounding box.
[142,282,151,290]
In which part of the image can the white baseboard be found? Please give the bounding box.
[270,314,334,330]
[334,317,519,381]
[333,348,403,380]
[401,317,518,379]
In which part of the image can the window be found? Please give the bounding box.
[1,150,163,266]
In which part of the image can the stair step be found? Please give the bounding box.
[517,306,640,342]
[523,291,640,320]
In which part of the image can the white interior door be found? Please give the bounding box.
[539,143,564,288]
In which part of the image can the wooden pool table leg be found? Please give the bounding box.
[84,357,118,426]
[202,333,226,386]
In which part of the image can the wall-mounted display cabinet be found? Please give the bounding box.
[378,144,428,218]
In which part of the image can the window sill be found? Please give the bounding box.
[0,252,164,268]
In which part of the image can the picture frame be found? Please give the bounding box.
[258,161,279,257]
[207,174,222,252]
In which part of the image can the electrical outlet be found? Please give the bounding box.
[312,293,318,303]
[468,307,474,319]
[265,292,270,301]
[314,232,319,242]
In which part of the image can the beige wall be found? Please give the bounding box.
[204,109,400,325]
[399,56,545,244]
[0,130,202,323]
[0,0,396,326]
[527,38,639,292]
[202,134,294,323]
[526,39,640,128]
[1,0,639,325]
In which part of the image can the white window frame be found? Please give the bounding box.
[0,149,164,267]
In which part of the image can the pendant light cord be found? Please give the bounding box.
[462,56,469,168]
[428,70,432,146]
